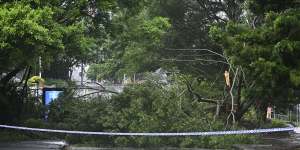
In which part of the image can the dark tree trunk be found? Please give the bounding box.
[0,65,33,124]
[235,97,256,121]
[21,66,32,98]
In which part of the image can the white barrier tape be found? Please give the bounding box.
[0,125,296,136]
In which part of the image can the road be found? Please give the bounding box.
[1,133,300,150]
[0,141,67,150]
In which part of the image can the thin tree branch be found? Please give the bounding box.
[226,66,239,125]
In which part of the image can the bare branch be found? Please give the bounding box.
[226,66,240,125]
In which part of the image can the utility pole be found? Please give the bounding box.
[273,106,276,119]
[37,56,42,103]
[296,104,298,125]
[39,56,42,78]
[81,62,84,87]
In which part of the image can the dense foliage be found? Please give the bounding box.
[0,0,117,123]
[210,0,300,120]
[41,80,258,148]
[0,0,299,148]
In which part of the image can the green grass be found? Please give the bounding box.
[0,130,31,142]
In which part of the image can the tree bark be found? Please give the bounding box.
[235,97,256,121]
[21,66,32,99]
[185,81,218,104]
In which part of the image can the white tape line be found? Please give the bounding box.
[0,125,296,136]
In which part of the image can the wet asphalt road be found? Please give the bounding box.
[1,134,300,150]
[0,141,67,150]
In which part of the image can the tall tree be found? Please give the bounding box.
[87,3,171,80]
[210,0,300,121]
[87,0,247,120]
[88,0,246,79]
[0,0,117,122]
[0,1,63,122]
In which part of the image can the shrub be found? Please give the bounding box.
[44,81,260,148]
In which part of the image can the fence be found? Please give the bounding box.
[272,104,300,126]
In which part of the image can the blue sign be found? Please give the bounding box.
[44,91,63,105]
[43,88,64,105]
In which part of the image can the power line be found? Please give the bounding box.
[165,48,216,51]
[164,48,226,59]
[160,58,228,64]
[167,54,218,57]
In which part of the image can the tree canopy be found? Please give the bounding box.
[210,0,300,120]
[1,0,300,142]
[0,0,119,122]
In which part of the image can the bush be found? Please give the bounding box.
[0,130,31,142]
[23,118,46,128]
[44,81,260,148]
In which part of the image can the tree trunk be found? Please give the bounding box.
[214,101,221,120]
[21,66,32,99]
[236,75,242,113]
[235,97,256,121]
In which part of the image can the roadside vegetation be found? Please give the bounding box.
[0,0,299,149]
